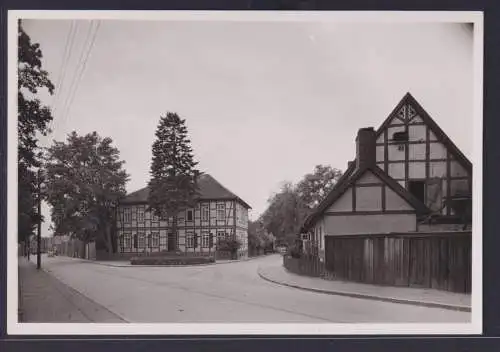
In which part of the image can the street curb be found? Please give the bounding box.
[88,253,277,268]
[257,268,471,313]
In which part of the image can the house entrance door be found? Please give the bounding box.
[167,232,176,252]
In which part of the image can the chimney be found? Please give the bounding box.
[356,127,376,169]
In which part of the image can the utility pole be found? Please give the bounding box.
[36,169,42,270]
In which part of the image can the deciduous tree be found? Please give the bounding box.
[44,132,129,253]
[261,182,309,245]
[296,164,342,209]
[18,20,55,244]
[260,165,343,244]
[248,220,276,254]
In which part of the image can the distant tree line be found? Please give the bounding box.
[251,165,342,249]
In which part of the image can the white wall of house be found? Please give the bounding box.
[317,170,418,236]
[324,213,417,235]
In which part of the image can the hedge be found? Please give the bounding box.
[130,256,215,266]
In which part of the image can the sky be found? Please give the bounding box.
[20,17,474,236]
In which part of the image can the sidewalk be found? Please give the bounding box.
[258,263,471,312]
[18,257,127,323]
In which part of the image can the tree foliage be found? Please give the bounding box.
[248,220,275,253]
[296,165,342,209]
[18,20,55,243]
[260,165,343,244]
[147,112,200,249]
[44,132,129,252]
[217,237,242,253]
[261,182,309,245]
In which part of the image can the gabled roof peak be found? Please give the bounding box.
[376,92,472,172]
[301,164,430,231]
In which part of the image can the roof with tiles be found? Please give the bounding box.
[121,173,251,208]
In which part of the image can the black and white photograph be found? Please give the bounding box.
[8,11,483,335]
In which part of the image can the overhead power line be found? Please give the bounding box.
[52,20,77,116]
[44,21,77,146]
[59,20,101,135]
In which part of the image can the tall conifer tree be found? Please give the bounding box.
[148,112,200,251]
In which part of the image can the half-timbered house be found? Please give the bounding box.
[116,174,250,258]
[301,93,472,259]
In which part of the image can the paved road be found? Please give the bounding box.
[34,254,470,323]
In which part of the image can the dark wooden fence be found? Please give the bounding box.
[324,231,471,293]
[283,254,325,278]
[55,239,96,260]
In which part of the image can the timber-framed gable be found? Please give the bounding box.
[302,92,472,246]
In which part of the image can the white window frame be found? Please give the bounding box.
[186,232,194,248]
[160,233,167,246]
[151,232,159,247]
[201,232,210,248]
[202,206,209,221]
[217,204,225,221]
[137,232,146,249]
[123,209,132,222]
[187,210,194,222]
[138,208,145,222]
